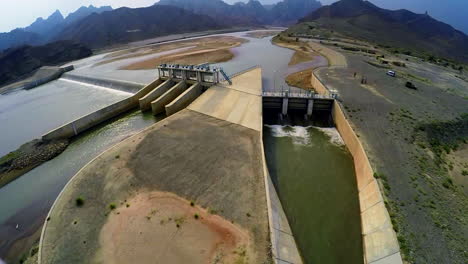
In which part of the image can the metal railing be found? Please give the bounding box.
[262,85,335,100]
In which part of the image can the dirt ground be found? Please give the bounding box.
[123,48,233,70]
[244,31,281,39]
[316,47,468,263]
[285,68,314,91]
[447,145,468,195]
[98,191,251,264]
[95,36,247,70]
[39,109,270,264]
[272,35,318,66]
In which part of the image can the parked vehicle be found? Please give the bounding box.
[387,70,396,77]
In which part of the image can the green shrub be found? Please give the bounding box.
[109,203,116,210]
[76,197,84,207]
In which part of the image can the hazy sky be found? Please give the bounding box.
[1,0,467,34]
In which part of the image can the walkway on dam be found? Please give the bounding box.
[38,68,302,264]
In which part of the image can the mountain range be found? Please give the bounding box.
[300,0,468,63]
[156,0,322,26]
[55,5,222,49]
[0,41,92,87]
[0,5,112,51]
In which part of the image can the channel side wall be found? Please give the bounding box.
[311,70,403,264]
[151,81,187,115]
[139,79,174,111]
[165,83,203,116]
[42,78,163,140]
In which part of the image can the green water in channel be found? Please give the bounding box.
[264,125,363,264]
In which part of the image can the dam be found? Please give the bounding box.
[39,68,296,264]
[0,31,402,264]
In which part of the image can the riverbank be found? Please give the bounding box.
[0,139,69,188]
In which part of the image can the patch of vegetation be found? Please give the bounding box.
[75,197,85,207]
[109,203,116,210]
[396,71,432,84]
[194,213,199,220]
[365,60,392,69]
[115,155,120,159]
[190,201,195,207]
[0,150,20,166]
[414,114,468,165]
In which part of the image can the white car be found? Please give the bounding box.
[387,70,396,77]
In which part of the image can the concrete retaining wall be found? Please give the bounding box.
[151,81,187,115]
[165,83,203,116]
[311,71,403,264]
[61,73,145,93]
[42,97,137,140]
[139,79,174,111]
[42,78,163,140]
[18,66,74,90]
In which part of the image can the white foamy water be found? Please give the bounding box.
[265,125,345,146]
[315,127,345,146]
[266,125,311,145]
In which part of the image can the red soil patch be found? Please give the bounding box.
[97,191,251,264]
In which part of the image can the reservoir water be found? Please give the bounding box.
[0,30,362,263]
[0,79,131,156]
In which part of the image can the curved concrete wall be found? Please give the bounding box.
[61,73,145,93]
[42,78,163,140]
[311,70,403,264]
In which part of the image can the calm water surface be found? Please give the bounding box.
[264,125,363,264]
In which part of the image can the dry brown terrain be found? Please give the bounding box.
[285,69,314,90]
[272,35,319,66]
[95,36,247,69]
[39,110,269,264]
[123,48,233,70]
[98,191,251,264]
[244,31,281,39]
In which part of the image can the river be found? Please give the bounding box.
[0,30,361,263]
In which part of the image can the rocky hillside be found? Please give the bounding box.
[0,5,112,51]
[0,41,91,86]
[299,0,468,63]
[54,5,223,49]
[157,0,321,26]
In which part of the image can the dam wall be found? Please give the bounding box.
[139,79,174,111]
[42,78,163,141]
[12,66,74,91]
[42,97,137,140]
[151,81,187,115]
[165,83,203,116]
[61,73,145,93]
[311,68,403,264]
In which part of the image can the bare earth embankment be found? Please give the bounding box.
[40,109,269,264]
